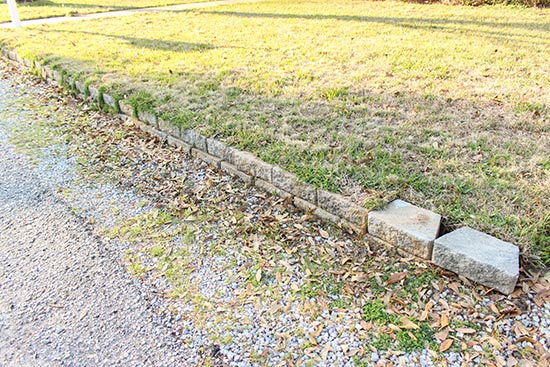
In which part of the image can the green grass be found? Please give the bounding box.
[0,0,208,23]
[1,0,548,264]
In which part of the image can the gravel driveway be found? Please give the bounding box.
[0,73,196,367]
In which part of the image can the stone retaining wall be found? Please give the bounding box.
[1,49,521,294]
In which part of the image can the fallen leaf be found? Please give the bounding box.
[311,324,324,338]
[255,268,262,282]
[456,328,476,335]
[321,344,332,360]
[387,271,407,285]
[400,316,420,330]
[319,229,329,238]
[440,339,453,352]
[440,313,449,328]
[434,329,449,341]
[419,301,434,321]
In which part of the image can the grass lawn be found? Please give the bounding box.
[0,0,548,264]
[0,0,208,23]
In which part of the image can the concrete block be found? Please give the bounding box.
[52,70,63,84]
[88,85,99,101]
[158,118,180,138]
[220,162,253,185]
[226,149,272,181]
[272,166,316,204]
[294,197,341,225]
[254,178,292,200]
[206,138,229,159]
[181,130,207,151]
[102,93,118,110]
[433,227,519,295]
[74,80,86,95]
[317,189,368,227]
[166,135,191,154]
[191,148,221,169]
[137,109,157,128]
[118,100,133,117]
[368,199,441,259]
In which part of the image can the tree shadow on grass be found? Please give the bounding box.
[40,29,216,52]
[196,10,550,46]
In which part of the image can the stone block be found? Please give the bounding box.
[294,197,340,225]
[432,227,519,295]
[317,189,368,227]
[226,149,272,181]
[118,100,133,117]
[22,58,32,68]
[52,70,63,84]
[74,80,86,95]
[254,178,292,200]
[181,130,207,151]
[191,148,221,169]
[367,199,441,259]
[43,67,53,80]
[88,85,99,101]
[102,93,118,110]
[220,162,253,185]
[206,138,229,159]
[137,109,157,128]
[158,118,180,138]
[272,166,316,204]
[166,135,191,154]
[7,50,16,61]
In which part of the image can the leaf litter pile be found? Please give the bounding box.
[1,61,549,367]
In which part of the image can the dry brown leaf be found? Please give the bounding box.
[387,271,407,285]
[440,339,453,352]
[440,313,450,328]
[319,229,329,238]
[434,329,449,341]
[255,268,262,282]
[399,316,420,330]
[320,344,332,360]
[489,303,501,315]
[420,301,434,321]
[311,324,324,338]
[456,327,476,335]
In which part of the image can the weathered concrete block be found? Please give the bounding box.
[88,85,99,101]
[7,50,17,61]
[317,189,367,227]
[226,149,272,181]
[294,197,340,225]
[191,148,221,168]
[220,162,253,185]
[102,93,118,110]
[136,120,166,141]
[52,70,63,84]
[43,67,54,80]
[368,199,441,259]
[166,135,192,154]
[433,227,519,295]
[206,138,229,159]
[181,130,207,151]
[255,178,292,200]
[74,80,86,95]
[158,118,180,138]
[137,109,157,128]
[118,100,133,117]
[22,58,32,68]
[272,166,316,204]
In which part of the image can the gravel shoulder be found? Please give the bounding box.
[0,69,196,367]
[0,60,548,367]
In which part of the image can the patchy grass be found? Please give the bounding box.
[0,0,208,23]
[1,0,548,264]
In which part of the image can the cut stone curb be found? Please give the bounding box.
[272,166,317,204]
[368,199,441,259]
[433,227,519,295]
[317,189,368,232]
